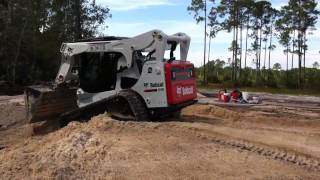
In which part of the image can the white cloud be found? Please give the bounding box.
[106,20,201,37]
[273,2,287,10]
[105,20,207,66]
[307,28,320,39]
[104,20,237,66]
[102,8,320,68]
[97,0,177,10]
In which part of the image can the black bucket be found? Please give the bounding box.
[25,85,78,123]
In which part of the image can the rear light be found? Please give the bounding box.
[189,69,193,78]
[172,72,176,80]
[188,67,195,78]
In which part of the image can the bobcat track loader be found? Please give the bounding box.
[25,30,197,125]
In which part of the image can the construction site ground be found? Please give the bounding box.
[0,92,320,179]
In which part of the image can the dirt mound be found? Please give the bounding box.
[1,116,173,179]
[1,95,320,179]
[1,117,112,179]
[0,103,25,129]
[1,114,320,179]
[182,104,241,120]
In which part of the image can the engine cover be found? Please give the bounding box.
[165,61,197,105]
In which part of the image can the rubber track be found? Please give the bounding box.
[169,124,320,172]
[59,90,149,125]
[117,90,149,121]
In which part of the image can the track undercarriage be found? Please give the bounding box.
[26,87,149,125]
[25,85,196,126]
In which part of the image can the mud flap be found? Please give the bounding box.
[25,85,78,123]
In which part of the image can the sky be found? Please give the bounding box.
[96,0,320,69]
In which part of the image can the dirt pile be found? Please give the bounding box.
[0,102,25,129]
[182,104,241,120]
[1,115,319,179]
[1,117,114,179]
[1,94,320,179]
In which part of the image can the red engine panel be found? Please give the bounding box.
[165,61,197,105]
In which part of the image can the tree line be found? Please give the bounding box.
[0,0,110,85]
[188,0,319,89]
[196,59,320,90]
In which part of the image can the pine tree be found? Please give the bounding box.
[0,0,111,84]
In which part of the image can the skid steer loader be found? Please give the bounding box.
[25,30,197,125]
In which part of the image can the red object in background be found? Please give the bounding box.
[231,90,241,102]
[223,94,230,102]
[218,90,227,101]
[165,60,197,105]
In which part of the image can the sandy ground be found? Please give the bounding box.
[0,93,319,179]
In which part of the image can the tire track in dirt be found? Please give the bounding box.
[181,115,320,137]
[103,118,320,172]
[165,122,320,172]
[235,126,320,137]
